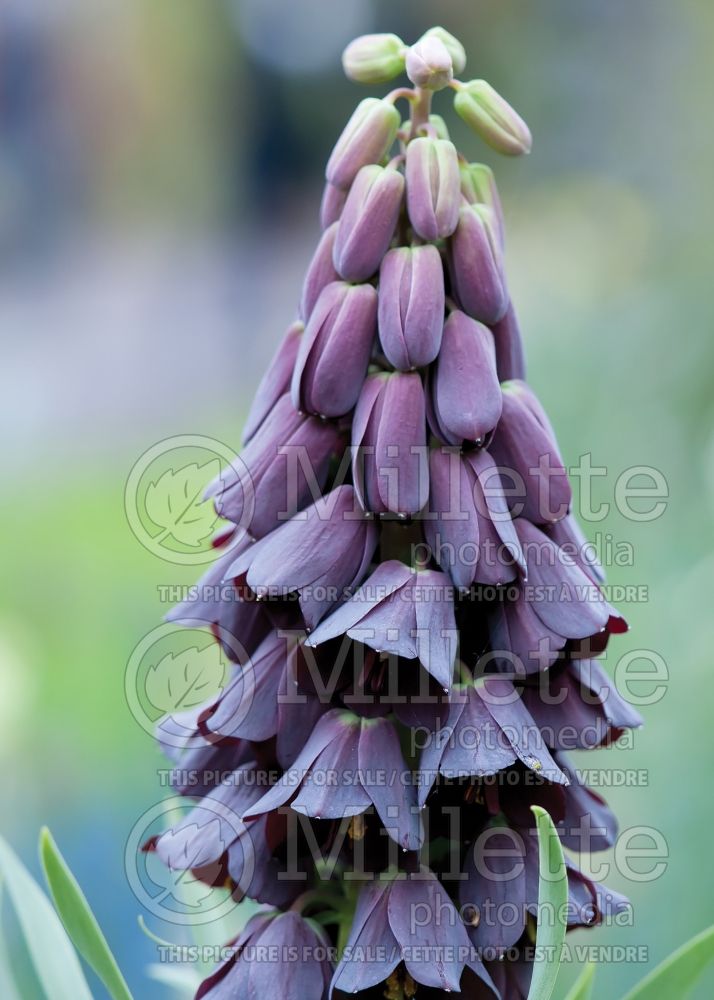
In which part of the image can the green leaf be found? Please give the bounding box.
[622,924,714,1000]
[563,962,596,1000]
[39,827,134,1000]
[527,806,568,1000]
[0,885,22,1000]
[0,834,93,1000]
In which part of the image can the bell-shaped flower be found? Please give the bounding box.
[206,394,342,538]
[405,137,461,240]
[520,659,642,750]
[417,679,567,806]
[331,867,487,995]
[306,560,458,691]
[352,371,429,516]
[333,164,405,282]
[487,519,619,673]
[378,245,445,371]
[226,485,377,630]
[291,280,377,417]
[427,310,501,446]
[243,708,423,851]
[449,204,509,325]
[196,909,333,1000]
[425,447,525,589]
[488,379,571,524]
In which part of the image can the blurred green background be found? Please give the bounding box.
[1,0,713,996]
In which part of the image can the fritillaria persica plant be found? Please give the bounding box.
[148,25,643,1000]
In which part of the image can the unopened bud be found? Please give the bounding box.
[449,204,508,325]
[405,137,460,241]
[428,114,451,141]
[422,26,466,76]
[342,33,406,84]
[320,181,347,229]
[454,79,532,156]
[378,245,445,370]
[459,162,505,248]
[326,97,401,189]
[333,164,405,282]
[405,35,453,91]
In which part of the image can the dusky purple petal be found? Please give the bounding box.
[461,828,527,952]
[491,300,526,382]
[359,716,423,851]
[330,881,400,994]
[333,164,405,282]
[449,205,508,325]
[378,245,445,371]
[299,223,340,322]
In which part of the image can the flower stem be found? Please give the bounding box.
[408,87,433,139]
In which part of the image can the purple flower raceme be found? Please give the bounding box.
[150,29,642,1000]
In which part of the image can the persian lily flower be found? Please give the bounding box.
[488,379,571,524]
[320,180,347,229]
[377,244,445,371]
[333,164,405,282]
[425,446,525,588]
[150,762,300,907]
[206,394,342,538]
[427,309,502,446]
[520,658,643,750]
[291,280,378,418]
[242,320,303,443]
[196,910,333,1000]
[226,485,377,630]
[306,560,457,691]
[405,136,461,240]
[331,868,494,995]
[166,540,271,663]
[487,518,618,673]
[449,204,509,325]
[459,161,505,248]
[417,679,568,806]
[460,822,630,957]
[243,708,423,851]
[352,370,429,516]
[200,629,325,751]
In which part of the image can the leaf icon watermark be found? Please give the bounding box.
[145,646,227,715]
[144,461,220,549]
[125,435,249,565]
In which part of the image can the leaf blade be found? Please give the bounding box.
[0,834,93,1000]
[563,962,596,1000]
[39,827,134,1000]
[527,806,568,1000]
[621,924,714,1000]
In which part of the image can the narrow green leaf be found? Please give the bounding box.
[527,806,568,1000]
[622,924,714,1000]
[39,827,134,1000]
[0,885,22,1000]
[0,834,93,1000]
[563,962,596,1000]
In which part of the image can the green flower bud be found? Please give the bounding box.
[406,35,453,91]
[429,114,451,141]
[422,26,466,75]
[341,33,406,84]
[459,162,504,247]
[454,79,532,156]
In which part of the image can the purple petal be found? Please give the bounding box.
[449,205,508,325]
[243,321,304,444]
[299,222,340,322]
[333,164,405,282]
[378,245,445,371]
[405,137,461,241]
[359,716,423,851]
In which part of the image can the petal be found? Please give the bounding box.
[359,716,423,851]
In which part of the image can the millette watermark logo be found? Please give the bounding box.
[124,434,251,564]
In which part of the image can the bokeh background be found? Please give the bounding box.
[2,0,713,996]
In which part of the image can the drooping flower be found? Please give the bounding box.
[196,910,333,999]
